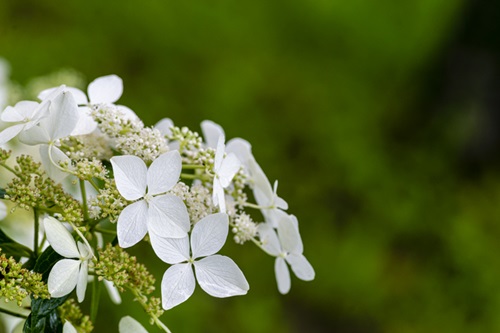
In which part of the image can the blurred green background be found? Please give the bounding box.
[3,0,500,332]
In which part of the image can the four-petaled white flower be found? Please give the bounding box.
[111,150,189,247]
[150,213,249,310]
[44,216,93,302]
[0,100,49,145]
[258,215,315,294]
[212,135,241,213]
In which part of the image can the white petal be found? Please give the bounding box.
[63,322,78,333]
[48,259,80,298]
[218,153,241,188]
[38,87,88,105]
[149,231,189,264]
[43,216,79,258]
[40,145,72,183]
[286,254,315,281]
[277,214,303,254]
[117,201,149,248]
[45,91,79,141]
[226,138,252,167]
[147,150,181,195]
[0,123,24,144]
[71,107,97,136]
[257,223,281,256]
[148,195,190,238]
[191,213,228,259]
[2,101,37,121]
[194,255,249,298]
[201,120,224,149]
[212,178,226,213]
[18,124,50,145]
[76,260,88,302]
[116,105,140,121]
[214,135,225,170]
[104,279,122,305]
[119,316,149,333]
[275,257,291,294]
[273,181,288,210]
[155,118,174,137]
[111,155,147,201]
[161,263,195,310]
[88,75,123,104]
[0,201,7,220]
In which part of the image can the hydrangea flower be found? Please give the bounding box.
[0,100,50,145]
[44,216,92,302]
[212,135,241,213]
[150,213,249,310]
[111,150,190,247]
[258,215,314,294]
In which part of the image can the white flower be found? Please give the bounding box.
[0,100,50,145]
[150,213,249,310]
[44,216,92,302]
[212,135,241,213]
[201,120,224,149]
[111,150,189,247]
[258,215,314,294]
[119,316,149,333]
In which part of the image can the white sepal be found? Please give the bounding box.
[111,155,147,201]
[148,195,190,239]
[76,260,88,302]
[44,216,79,258]
[161,263,196,310]
[191,213,228,259]
[117,201,149,248]
[194,255,249,298]
[88,75,123,104]
[257,223,281,256]
[218,153,241,188]
[275,257,291,295]
[286,253,315,281]
[201,120,224,149]
[147,151,181,195]
[48,259,80,298]
[63,322,78,333]
[150,231,190,265]
[119,316,149,333]
[155,118,174,137]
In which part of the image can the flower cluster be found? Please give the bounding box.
[0,70,314,332]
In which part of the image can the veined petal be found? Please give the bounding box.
[273,181,288,210]
[104,279,122,305]
[43,216,79,258]
[148,195,190,239]
[155,118,174,137]
[218,153,241,188]
[117,201,149,248]
[88,75,123,104]
[275,257,291,294]
[277,214,303,254]
[119,316,149,333]
[149,231,190,264]
[191,213,228,259]
[0,123,24,144]
[111,155,147,201]
[2,101,37,122]
[38,87,88,105]
[257,223,281,256]
[48,259,80,298]
[71,107,97,136]
[45,91,79,141]
[286,253,315,281]
[76,260,88,302]
[18,124,50,145]
[226,138,252,168]
[194,255,249,298]
[147,150,181,195]
[161,263,195,310]
[201,120,224,149]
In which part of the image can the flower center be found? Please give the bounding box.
[144,193,153,204]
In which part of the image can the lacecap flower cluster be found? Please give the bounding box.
[0,73,314,332]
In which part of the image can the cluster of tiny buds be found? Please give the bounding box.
[58,299,94,333]
[115,127,168,162]
[168,126,203,163]
[61,134,113,161]
[231,213,258,244]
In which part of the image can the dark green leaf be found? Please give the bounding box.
[0,228,33,260]
[0,188,6,199]
[33,246,63,282]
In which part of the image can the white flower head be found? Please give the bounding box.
[212,135,241,213]
[111,150,190,248]
[44,216,92,302]
[150,213,249,310]
[258,215,314,294]
[0,100,50,145]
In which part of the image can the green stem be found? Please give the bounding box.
[33,208,39,258]
[0,307,29,319]
[129,289,172,333]
[182,164,204,170]
[243,202,271,210]
[90,279,102,323]
[80,179,90,221]
[180,173,211,182]
[94,227,116,236]
[0,163,20,177]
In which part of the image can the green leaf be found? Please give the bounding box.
[23,246,67,333]
[0,188,6,199]
[0,228,33,260]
